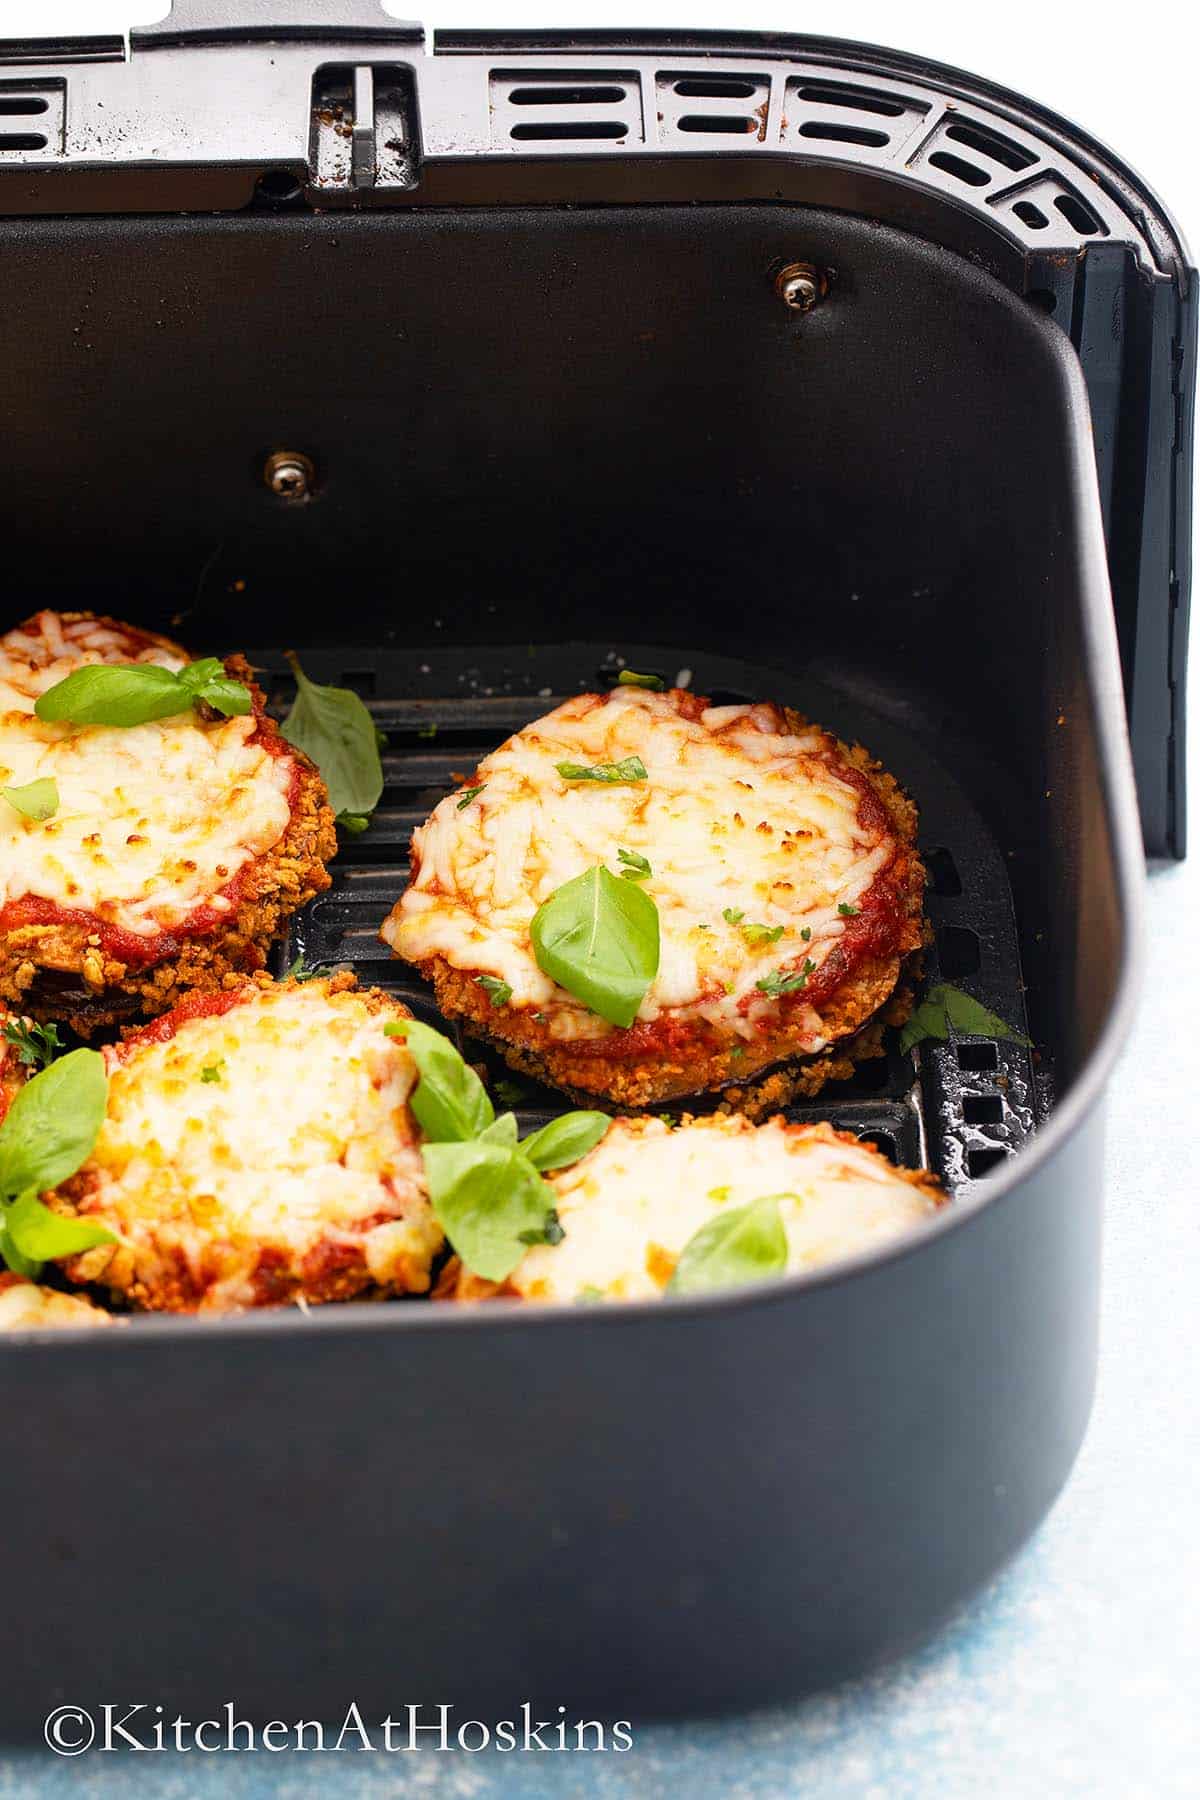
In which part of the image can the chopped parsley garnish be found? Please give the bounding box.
[740,922,784,947]
[200,1062,224,1084]
[456,784,485,810]
[285,954,329,982]
[517,1208,566,1248]
[756,959,817,998]
[800,927,812,942]
[577,1285,606,1303]
[722,907,745,925]
[616,669,665,691]
[618,847,652,881]
[493,1077,529,1106]
[1,1018,64,1071]
[837,902,859,917]
[475,975,513,1009]
[417,722,438,740]
[556,756,648,785]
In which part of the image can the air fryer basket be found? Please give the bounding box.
[0,8,1187,1731]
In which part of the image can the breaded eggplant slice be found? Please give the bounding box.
[443,1113,944,1303]
[0,610,336,1034]
[46,974,441,1314]
[382,687,925,1110]
[0,1272,115,1331]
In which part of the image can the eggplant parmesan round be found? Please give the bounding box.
[382,686,924,1110]
[0,610,336,1033]
[0,1272,115,1331]
[444,1114,944,1303]
[46,974,440,1313]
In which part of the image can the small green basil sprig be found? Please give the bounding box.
[2,778,59,822]
[280,652,383,834]
[0,1049,115,1279]
[899,983,1031,1055]
[384,1019,607,1281]
[35,657,251,727]
[531,865,660,1029]
[668,1194,791,1296]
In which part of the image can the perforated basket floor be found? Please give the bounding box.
[251,641,1040,1191]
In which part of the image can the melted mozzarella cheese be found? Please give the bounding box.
[383,689,897,1040]
[69,982,440,1306]
[509,1115,942,1302]
[0,612,294,937]
[0,1276,114,1331]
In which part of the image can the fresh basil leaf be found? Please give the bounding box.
[3,1188,114,1265]
[898,996,951,1055]
[456,784,485,810]
[0,1048,107,1201]
[475,974,513,1008]
[518,1207,566,1247]
[33,658,252,728]
[421,1140,550,1282]
[555,756,647,785]
[756,959,816,998]
[194,675,253,718]
[668,1195,789,1296]
[900,983,1032,1053]
[1,1018,64,1071]
[383,1019,494,1142]
[617,847,651,881]
[531,866,660,1029]
[479,1111,519,1148]
[0,1223,39,1279]
[941,985,1032,1044]
[337,811,371,834]
[616,669,665,691]
[520,1110,609,1172]
[280,652,383,821]
[34,662,189,727]
[176,657,224,693]
[2,778,59,822]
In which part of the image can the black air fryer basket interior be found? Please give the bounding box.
[0,2,1190,1732]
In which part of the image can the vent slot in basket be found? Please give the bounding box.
[657,69,770,143]
[490,70,643,146]
[783,74,929,152]
[250,642,1040,1193]
[0,79,65,155]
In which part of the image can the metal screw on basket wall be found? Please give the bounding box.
[263,450,315,501]
[774,262,828,313]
